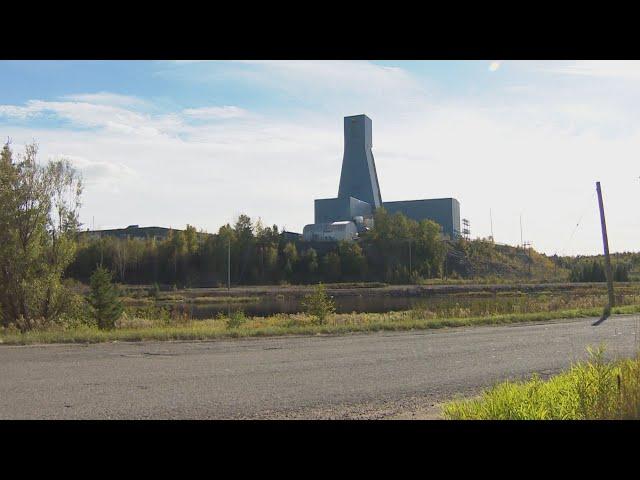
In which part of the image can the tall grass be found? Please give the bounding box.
[1,304,639,346]
[443,346,640,420]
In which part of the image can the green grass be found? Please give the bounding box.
[443,345,640,420]
[1,304,639,346]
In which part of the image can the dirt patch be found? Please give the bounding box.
[241,394,468,420]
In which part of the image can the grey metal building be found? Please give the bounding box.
[303,114,461,241]
[314,196,372,224]
[383,198,460,239]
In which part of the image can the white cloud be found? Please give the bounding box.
[158,60,428,115]
[538,60,640,80]
[182,105,249,120]
[60,92,150,108]
[63,155,137,187]
[0,98,183,138]
[238,61,426,107]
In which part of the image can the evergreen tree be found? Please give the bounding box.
[338,241,367,280]
[88,266,123,330]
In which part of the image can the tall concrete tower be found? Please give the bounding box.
[338,114,382,208]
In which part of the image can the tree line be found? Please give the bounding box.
[67,208,448,287]
[568,259,630,283]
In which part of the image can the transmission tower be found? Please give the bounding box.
[462,218,471,240]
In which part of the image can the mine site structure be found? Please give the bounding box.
[303,114,461,243]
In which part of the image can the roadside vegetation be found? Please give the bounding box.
[2,288,639,345]
[443,345,640,420]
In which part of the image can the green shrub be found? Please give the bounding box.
[301,283,336,325]
[88,266,123,330]
[125,304,171,324]
[226,309,247,329]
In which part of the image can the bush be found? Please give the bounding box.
[57,291,95,328]
[226,309,247,329]
[88,266,123,330]
[125,304,171,324]
[301,283,336,325]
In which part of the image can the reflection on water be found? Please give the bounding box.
[181,294,539,319]
[187,296,423,318]
[163,289,618,319]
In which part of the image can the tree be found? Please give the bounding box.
[614,263,629,282]
[321,251,341,282]
[282,242,298,280]
[338,241,367,280]
[88,266,123,330]
[0,141,83,328]
[363,208,445,283]
[301,247,319,280]
[234,215,256,283]
[301,283,336,325]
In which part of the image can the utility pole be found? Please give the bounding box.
[408,240,412,280]
[489,209,494,242]
[596,181,615,309]
[519,214,523,249]
[227,237,231,319]
[523,241,532,277]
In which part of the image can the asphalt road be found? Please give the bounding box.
[1,315,639,419]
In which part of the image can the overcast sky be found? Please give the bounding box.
[0,60,638,255]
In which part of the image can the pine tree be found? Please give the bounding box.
[88,266,123,330]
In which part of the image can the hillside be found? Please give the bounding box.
[446,238,567,282]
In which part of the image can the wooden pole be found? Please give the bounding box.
[227,238,231,293]
[227,237,231,319]
[596,181,615,309]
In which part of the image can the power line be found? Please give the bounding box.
[560,190,597,256]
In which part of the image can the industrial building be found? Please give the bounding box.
[302,114,461,242]
[81,225,175,240]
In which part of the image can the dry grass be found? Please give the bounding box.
[1,304,639,346]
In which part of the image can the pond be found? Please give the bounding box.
[159,290,611,319]
[183,295,424,318]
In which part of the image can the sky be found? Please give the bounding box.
[0,60,638,256]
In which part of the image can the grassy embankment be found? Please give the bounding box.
[443,345,640,420]
[2,297,639,346]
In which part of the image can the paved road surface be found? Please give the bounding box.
[1,315,638,419]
